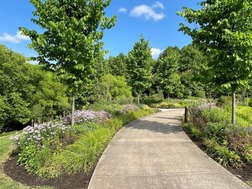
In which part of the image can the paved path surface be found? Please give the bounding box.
[88,109,251,189]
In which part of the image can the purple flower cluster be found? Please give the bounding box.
[61,110,112,125]
[10,122,68,147]
[10,132,21,144]
[122,104,139,112]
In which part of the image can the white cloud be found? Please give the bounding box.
[0,31,30,43]
[118,7,127,13]
[152,2,165,9]
[130,2,165,21]
[151,48,163,59]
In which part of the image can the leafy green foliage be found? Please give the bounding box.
[21,0,116,92]
[203,138,240,167]
[107,53,128,76]
[98,74,133,103]
[201,108,230,123]
[127,35,153,103]
[21,0,116,126]
[178,0,252,90]
[178,0,252,124]
[153,46,183,98]
[40,126,114,177]
[186,105,252,167]
[147,98,200,109]
[0,45,70,131]
[216,96,232,108]
[179,45,208,98]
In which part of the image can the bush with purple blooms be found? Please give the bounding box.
[10,122,73,174]
[9,109,112,175]
[9,105,155,178]
[61,110,112,125]
[122,104,139,112]
[11,122,68,148]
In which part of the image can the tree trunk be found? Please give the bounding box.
[232,91,236,125]
[71,92,75,127]
[137,94,140,104]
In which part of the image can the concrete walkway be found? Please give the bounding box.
[88,109,251,189]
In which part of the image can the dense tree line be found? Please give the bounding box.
[1,34,250,131]
[105,36,208,101]
[0,44,70,131]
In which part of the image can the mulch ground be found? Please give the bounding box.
[4,156,95,189]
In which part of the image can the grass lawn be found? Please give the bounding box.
[0,132,53,189]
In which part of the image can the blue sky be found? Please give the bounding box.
[0,0,200,60]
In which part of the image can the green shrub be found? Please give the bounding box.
[143,93,163,104]
[216,96,231,108]
[248,98,252,107]
[40,127,114,178]
[203,138,240,167]
[236,106,252,127]
[150,99,193,109]
[203,122,228,143]
[244,144,252,164]
[183,123,203,139]
[102,118,123,131]
[227,129,252,165]
[186,102,252,168]
[191,126,204,139]
[196,90,205,98]
[201,107,230,123]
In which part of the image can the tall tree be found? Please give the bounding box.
[107,53,128,76]
[21,0,116,126]
[153,46,182,98]
[178,0,252,124]
[127,35,153,104]
[179,44,207,98]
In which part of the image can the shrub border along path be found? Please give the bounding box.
[88,109,251,189]
[2,108,155,189]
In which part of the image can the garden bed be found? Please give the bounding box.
[2,104,155,189]
[183,104,252,187]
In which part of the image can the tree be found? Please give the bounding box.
[127,35,153,104]
[153,46,183,98]
[29,66,70,123]
[178,0,252,124]
[21,0,116,126]
[99,74,132,103]
[0,44,70,131]
[179,44,207,98]
[0,45,31,130]
[107,53,128,76]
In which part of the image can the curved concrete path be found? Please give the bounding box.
[88,109,251,189]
